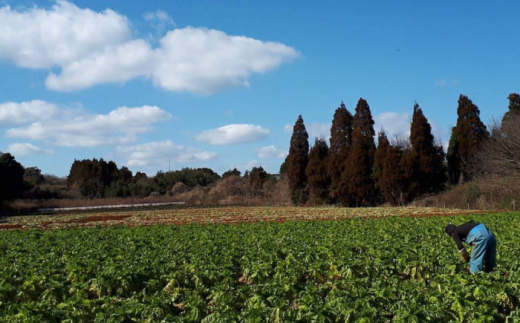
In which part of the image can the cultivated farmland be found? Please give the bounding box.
[0,206,483,230]
[0,208,519,322]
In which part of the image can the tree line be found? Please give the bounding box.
[1,92,518,209]
[284,94,518,206]
[0,152,279,206]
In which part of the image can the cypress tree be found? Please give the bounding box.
[339,98,376,206]
[380,144,406,205]
[287,115,309,204]
[374,130,390,200]
[306,138,330,204]
[454,95,489,183]
[503,93,520,126]
[447,127,461,185]
[409,102,446,198]
[328,102,353,201]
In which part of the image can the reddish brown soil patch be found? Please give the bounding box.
[0,224,23,230]
[1,209,505,231]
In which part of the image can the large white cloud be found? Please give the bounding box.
[6,105,171,147]
[151,28,299,93]
[0,1,131,68]
[196,124,270,145]
[0,100,58,125]
[46,39,155,91]
[257,145,287,159]
[8,143,54,157]
[115,140,217,167]
[0,1,299,93]
[46,27,299,93]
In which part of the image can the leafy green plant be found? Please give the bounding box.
[0,212,519,322]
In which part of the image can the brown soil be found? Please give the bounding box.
[0,209,504,231]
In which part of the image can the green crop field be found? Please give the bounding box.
[1,211,520,322]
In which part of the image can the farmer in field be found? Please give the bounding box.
[445,221,497,274]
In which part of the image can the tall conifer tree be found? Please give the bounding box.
[328,102,353,201]
[306,138,330,204]
[374,130,390,202]
[409,102,446,198]
[503,93,520,127]
[339,98,376,206]
[380,144,406,205]
[453,95,489,183]
[447,127,461,185]
[287,115,309,204]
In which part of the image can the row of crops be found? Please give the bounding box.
[1,212,520,322]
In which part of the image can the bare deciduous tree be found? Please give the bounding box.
[478,115,520,177]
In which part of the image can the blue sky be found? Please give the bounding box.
[0,0,518,177]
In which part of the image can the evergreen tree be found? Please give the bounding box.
[134,172,148,182]
[279,159,288,176]
[408,102,447,198]
[454,95,489,183]
[0,153,25,205]
[328,102,353,201]
[380,144,406,205]
[503,93,520,126]
[287,115,309,205]
[339,98,376,206]
[306,138,330,204]
[222,168,241,178]
[374,130,390,202]
[249,167,267,194]
[447,127,461,185]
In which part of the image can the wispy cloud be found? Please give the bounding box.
[435,79,458,87]
[143,10,175,37]
[115,140,217,168]
[5,103,171,147]
[196,124,270,145]
[8,143,54,157]
[257,145,287,159]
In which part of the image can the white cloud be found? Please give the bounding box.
[8,143,54,157]
[257,145,287,159]
[150,28,299,93]
[196,124,270,145]
[435,79,458,87]
[46,39,155,91]
[0,1,131,68]
[6,105,171,147]
[0,2,299,93]
[115,140,217,167]
[0,100,58,125]
[374,112,411,140]
[307,122,331,141]
[47,27,300,93]
[284,124,292,133]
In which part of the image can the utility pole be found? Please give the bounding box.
[169,158,171,172]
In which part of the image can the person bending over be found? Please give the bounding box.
[445,221,496,274]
